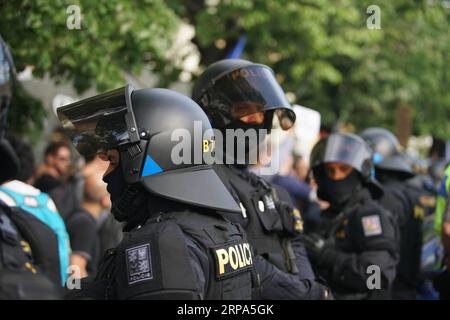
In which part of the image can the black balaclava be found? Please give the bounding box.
[314,165,362,212]
[102,164,147,224]
[221,111,272,166]
[102,164,127,204]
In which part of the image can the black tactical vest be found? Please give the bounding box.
[318,189,398,299]
[162,211,257,300]
[89,209,256,300]
[214,165,300,274]
[0,203,60,299]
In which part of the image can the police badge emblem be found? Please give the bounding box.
[126,243,153,284]
[361,215,383,237]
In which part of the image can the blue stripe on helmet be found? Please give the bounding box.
[142,154,163,177]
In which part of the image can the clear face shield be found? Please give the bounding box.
[311,133,374,178]
[198,65,296,130]
[57,85,140,158]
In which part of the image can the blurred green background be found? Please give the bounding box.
[1,0,449,143]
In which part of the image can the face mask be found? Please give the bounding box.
[101,157,148,224]
[102,164,127,205]
[222,119,268,165]
[315,168,362,211]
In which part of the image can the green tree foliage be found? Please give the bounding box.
[172,0,450,137]
[7,83,47,143]
[1,0,449,138]
[1,0,181,137]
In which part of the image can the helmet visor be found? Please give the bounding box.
[57,86,137,157]
[198,65,296,130]
[311,134,373,175]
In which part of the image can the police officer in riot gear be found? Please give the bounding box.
[58,85,256,300]
[192,58,330,300]
[0,34,60,299]
[360,127,427,299]
[363,128,435,216]
[0,35,18,181]
[303,132,399,299]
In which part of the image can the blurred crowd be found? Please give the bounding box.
[248,127,447,300]
[0,133,123,284]
[2,31,450,301]
[2,123,448,299]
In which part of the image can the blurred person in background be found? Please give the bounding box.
[293,155,309,182]
[434,163,450,238]
[271,154,317,208]
[66,155,115,279]
[0,134,70,286]
[434,196,450,299]
[361,128,427,299]
[248,135,317,209]
[34,141,81,220]
[83,156,123,255]
[433,162,450,299]
[404,153,437,201]
[269,153,327,233]
[0,34,59,299]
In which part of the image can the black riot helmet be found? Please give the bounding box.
[57,85,240,213]
[359,127,401,160]
[310,132,374,179]
[310,132,383,205]
[192,59,296,131]
[375,153,415,180]
[359,127,414,178]
[0,34,19,184]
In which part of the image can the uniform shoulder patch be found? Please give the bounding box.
[212,241,253,280]
[361,215,383,237]
[293,208,304,232]
[126,243,153,285]
[419,195,436,208]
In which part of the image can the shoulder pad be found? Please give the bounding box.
[114,220,199,299]
[348,204,398,253]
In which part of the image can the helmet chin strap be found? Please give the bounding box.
[111,183,147,224]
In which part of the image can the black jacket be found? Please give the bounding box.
[312,188,399,299]
[68,192,256,300]
[0,201,60,299]
[214,164,330,300]
[379,180,424,298]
